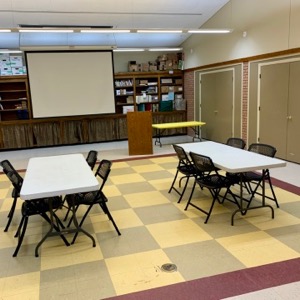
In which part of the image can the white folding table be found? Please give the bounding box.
[177,141,287,224]
[20,153,99,256]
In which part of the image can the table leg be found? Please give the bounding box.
[35,198,70,257]
[192,126,202,142]
[69,196,96,246]
[231,170,274,226]
[154,128,163,147]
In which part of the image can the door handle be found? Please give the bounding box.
[287,115,292,120]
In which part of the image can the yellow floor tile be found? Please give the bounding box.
[111,162,130,169]
[244,208,300,230]
[106,249,184,295]
[110,173,145,185]
[150,156,177,164]
[147,219,213,248]
[132,164,164,173]
[148,178,173,191]
[40,235,103,271]
[99,208,144,229]
[0,272,40,298]
[124,191,170,208]
[216,231,300,267]
[103,185,122,197]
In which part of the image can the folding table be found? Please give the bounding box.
[177,141,286,225]
[20,153,99,256]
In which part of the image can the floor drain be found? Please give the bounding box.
[161,263,177,272]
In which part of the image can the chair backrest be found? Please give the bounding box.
[0,160,23,192]
[226,137,246,149]
[189,152,216,174]
[173,144,193,166]
[86,150,98,170]
[248,143,277,157]
[94,159,112,195]
[1,159,16,174]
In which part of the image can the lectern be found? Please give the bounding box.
[127,111,153,155]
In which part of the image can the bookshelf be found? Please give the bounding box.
[114,70,184,114]
[0,76,30,121]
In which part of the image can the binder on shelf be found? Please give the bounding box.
[159,100,173,112]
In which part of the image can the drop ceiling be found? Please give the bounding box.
[0,0,230,49]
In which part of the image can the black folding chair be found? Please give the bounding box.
[226,137,246,149]
[169,144,197,203]
[185,152,239,223]
[13,196,67,257]
[86,150,98,170]
[243,143,279,208]
[64,159,121,244]
[0,160,23,232]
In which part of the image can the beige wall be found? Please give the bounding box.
[183,0,300,69]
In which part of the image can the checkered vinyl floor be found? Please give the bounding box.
[1,155,300,299]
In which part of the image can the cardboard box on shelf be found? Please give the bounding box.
[128,64,138,72]
[158,62,166,71]
[161,86,169,93]
[174,86,183,92]
[10,56,23,67]
[12,67,24,75]
[139,63,149,72]
[0,67,12,76]
[149,65,157,71]
[165,60,173,70]
[126,96,134,103]
[123,106,135,114]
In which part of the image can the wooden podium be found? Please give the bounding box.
[127,111,153,155]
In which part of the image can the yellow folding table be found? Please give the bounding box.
[152,121,206,147]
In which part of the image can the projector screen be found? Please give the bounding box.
[25,50,116,118]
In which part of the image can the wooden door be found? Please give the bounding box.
[287,61,300,163]
[200,70,233,143]
[259,63,289,159]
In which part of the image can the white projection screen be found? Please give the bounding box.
[25,50,116,118]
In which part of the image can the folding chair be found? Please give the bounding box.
[185,152,239,223]
[64,159,121,244]
[243,143,279,208]
[169,144,197,203]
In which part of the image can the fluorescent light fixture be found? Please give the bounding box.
[20,46,115,51]
[137,29,182,33]
[19,29,74,33]
[0,49,22,53]
[187,29,231,33]
[113,48,145,52]
[149,48,182,52]
[81,29,130,33]
[0,29,11,33]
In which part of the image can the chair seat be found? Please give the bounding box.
[67,191,107,206]
[178,164,196,175]
[243,171,262,181]
[22,197,63,216]
[198,174,232,189]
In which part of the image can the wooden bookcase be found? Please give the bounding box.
[0,76,30,121]
[114,70,184,114]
